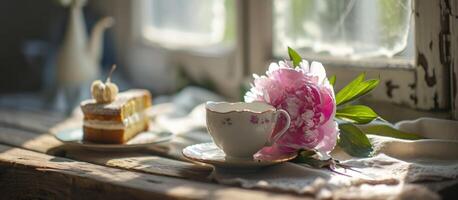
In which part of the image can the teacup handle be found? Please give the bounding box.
[268,109,291,145]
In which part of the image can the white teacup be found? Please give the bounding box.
[206,101,291,159]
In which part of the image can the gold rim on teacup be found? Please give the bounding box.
[206,101,277,114]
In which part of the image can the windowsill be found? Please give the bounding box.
[273,53,414,70]
[135,34,236,58]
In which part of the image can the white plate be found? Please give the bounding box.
[183,143,296,169]
[55,127,173,151]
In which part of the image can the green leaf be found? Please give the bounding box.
[335,73,380,105]
[355,79,380,100]
[358,121,424,140]
[337,123,373,157]
[329,75,336,86]
[335,73,365,105]
[288,47,302,67]
[336,105,378,124]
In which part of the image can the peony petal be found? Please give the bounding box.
[253,75,272,88]
[278,60,294,69]
[244,90,262,102]
[303,128,326,150]
[310,61,327,84]
[321,78,335,98]
[299,60,310,73]
[314,120,339,153]
[271,68,308,91]
[319,88,335,122]
[267,62,280,76]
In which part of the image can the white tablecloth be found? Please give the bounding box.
[151,87,458,199]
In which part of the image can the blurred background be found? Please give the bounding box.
[1,0,451,121]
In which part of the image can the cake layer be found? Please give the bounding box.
[81,89,152,122]
[83,112,143,130]
[83,115,149,144]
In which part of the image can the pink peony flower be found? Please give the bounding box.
[244,60,339,160]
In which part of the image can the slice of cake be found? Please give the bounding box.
[80,89,152,144]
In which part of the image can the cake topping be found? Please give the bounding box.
[91,65,119,103]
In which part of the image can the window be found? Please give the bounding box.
[273,0,413,60]
[117,0,454,117]
[123,0,240,97]
[141,0,235,48]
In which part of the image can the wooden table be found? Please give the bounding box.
[0,107,309,199]
[1,106,457,199]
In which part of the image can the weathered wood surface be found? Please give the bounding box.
[0,107,65,133]
[415,0,451,110]
[66,150,212,181]
[0,124,213,181]
[0,143,305,200]
[0,109,213,181]
[0,126,64,154]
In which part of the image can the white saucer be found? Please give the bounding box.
[55,127,173,151]
[182,143,296,169]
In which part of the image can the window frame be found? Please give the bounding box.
[243,0,453,117]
